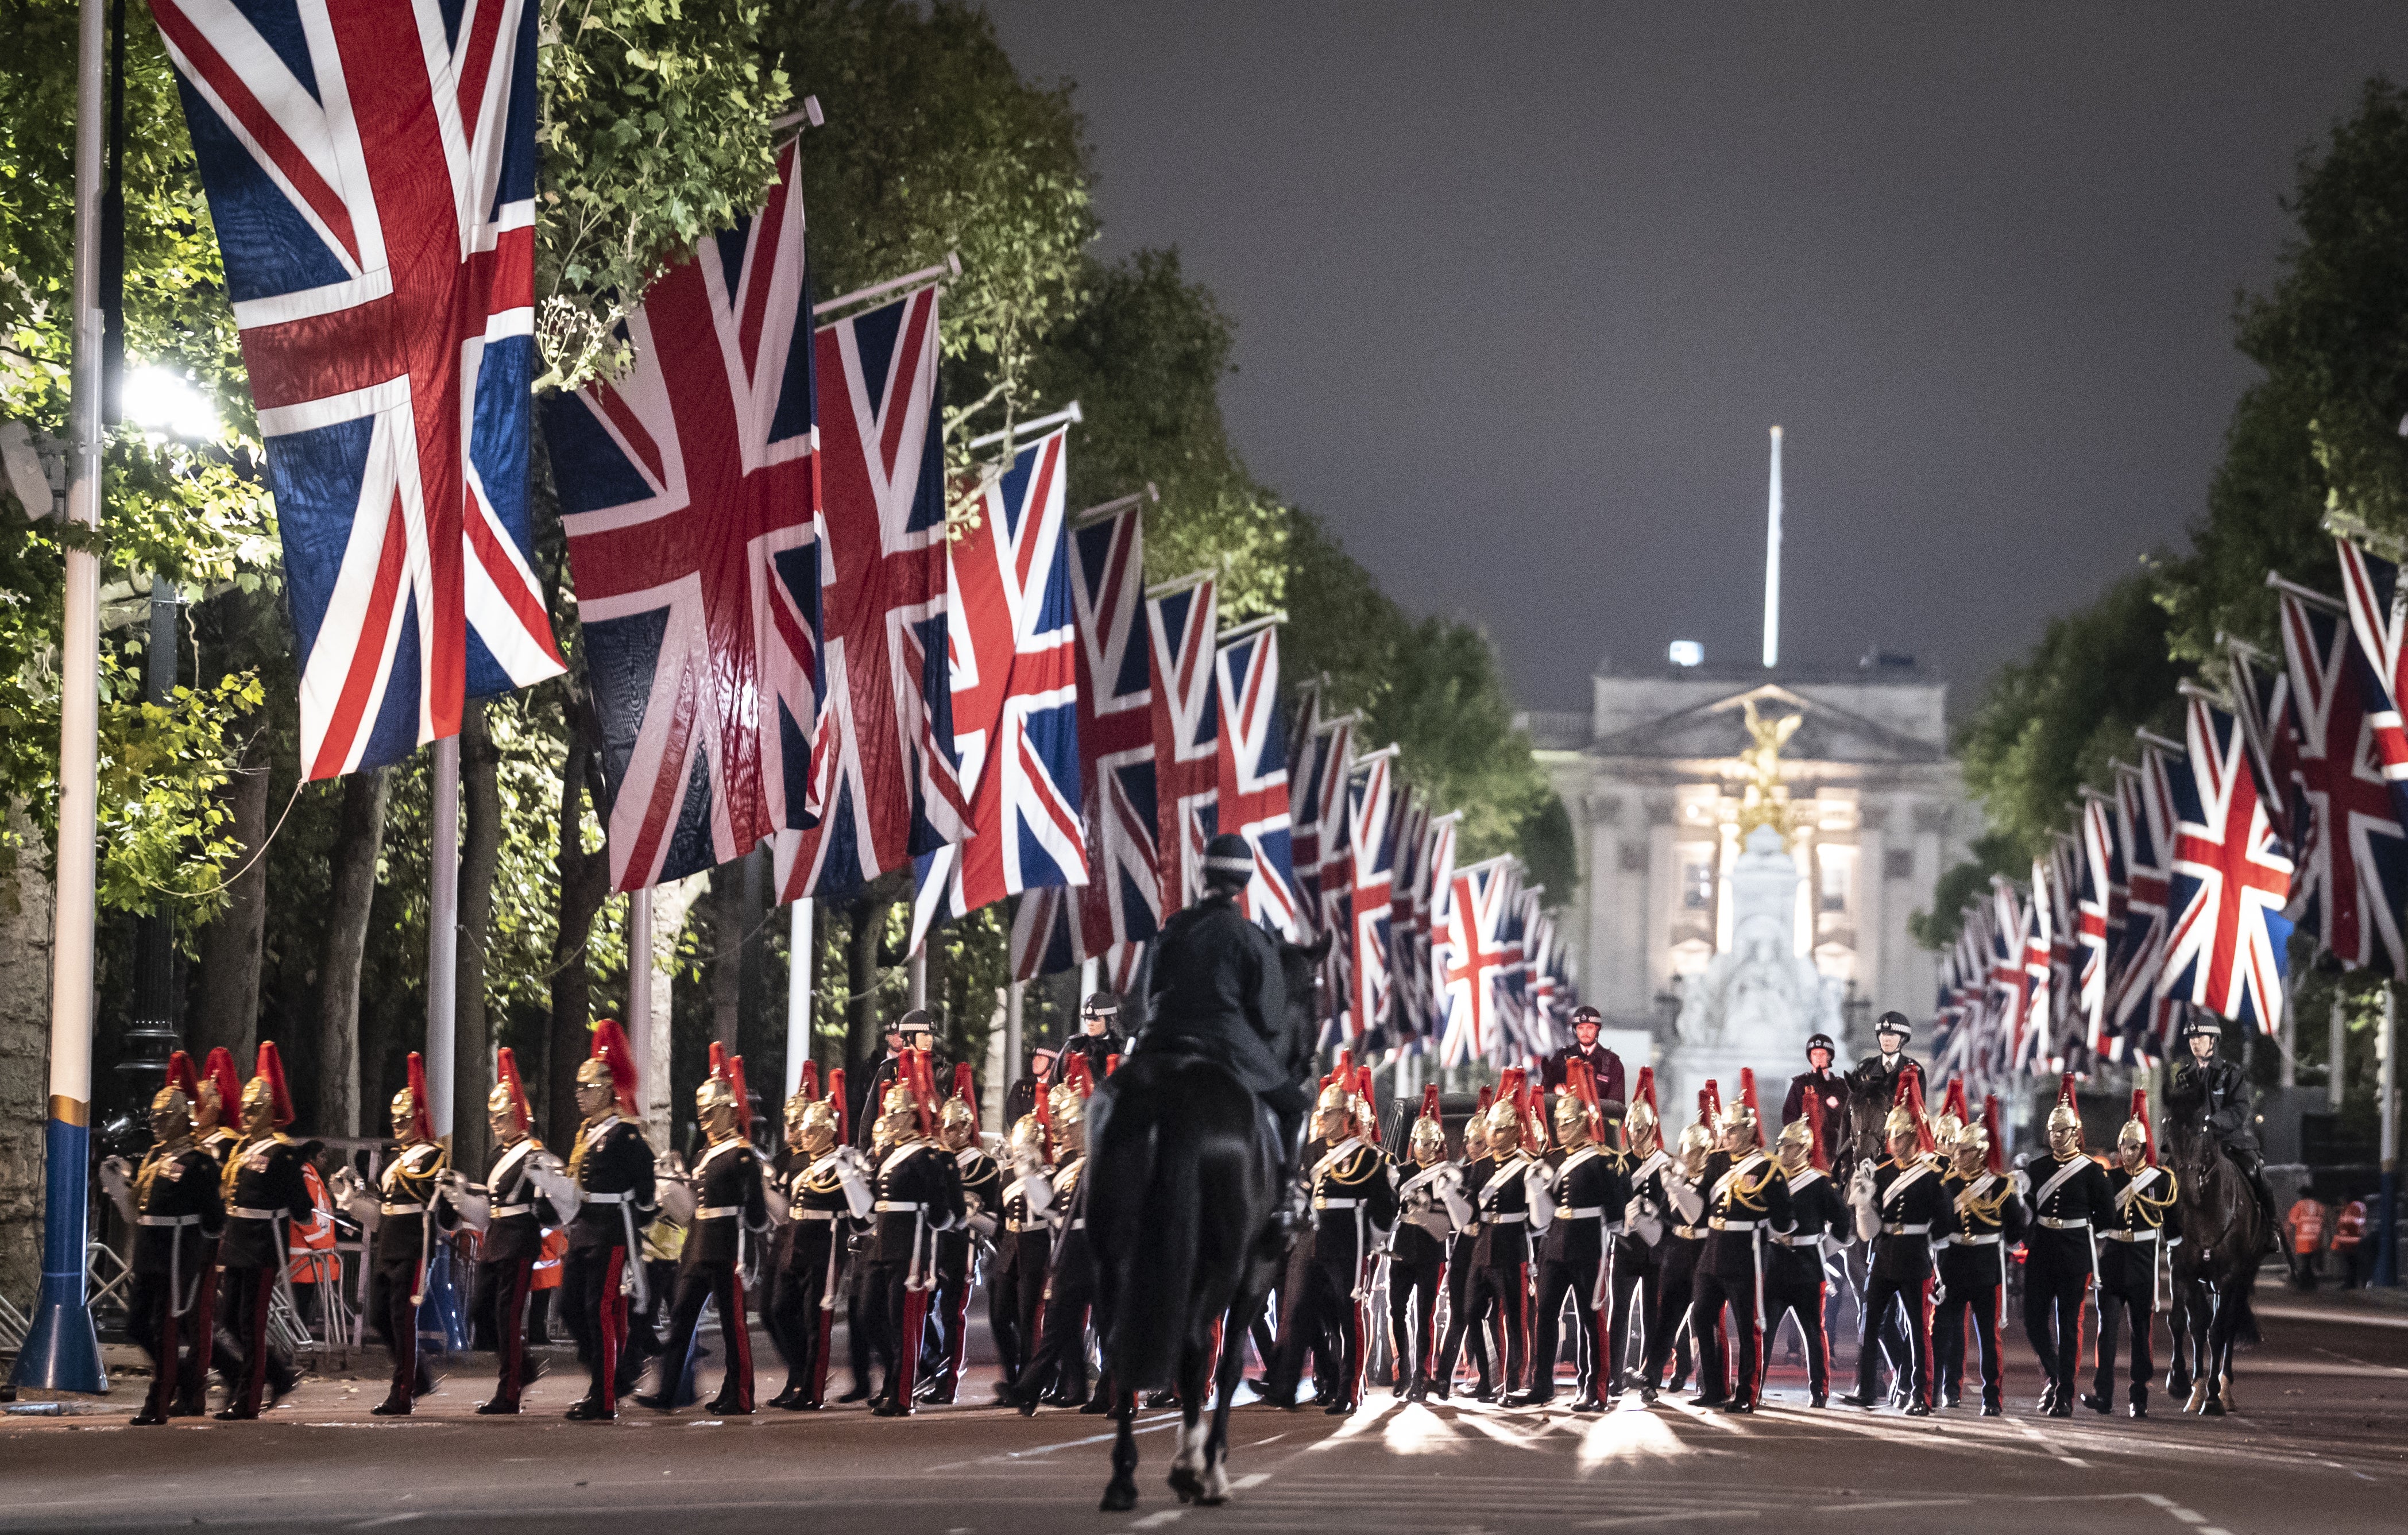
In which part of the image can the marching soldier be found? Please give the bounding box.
[1766,1095,1843,1408]
[1430,1086,1501,1401]
[865,1049,967,1416]
[1392,1087,1471,1402]
[1683,1071,1790,1413]
[1451,1073,1550,1401]
[1517,1061,1627,1410]
[2022,1072,2114,1417]
[1934,1095,2022,1416]
[931,1064,1002,1404]
[1015,1057,1099,1412]
[2088,1089,2181,1418]
[1606,1070,1668,1401]
[368,1053,448,1415]
[442,1047,571,1414]
[2166,1014,2279,1248]
[1840,1067,1954,1414]
[1638,1091,1716,1403]
[766,1067,871,1409]
[108,1053,224,1425]
[989,1103,1055,1399]
[1290,1068,1397,1414]
[563,1020,656,1421]
[641,1046,771,1415]
[1782,1032,1850,1172]
[213,1042,314,1419]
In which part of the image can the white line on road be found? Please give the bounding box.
[2254,1303,2408,1329]
[2009,1417,2090,1469]
[1128,1512,1184,1529]
[350,1517,422,1530]
[1232,1472,1270,1488]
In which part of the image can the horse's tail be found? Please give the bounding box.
[1091,1068,1207,1393]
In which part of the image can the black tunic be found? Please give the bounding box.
[476,1136,562,1265]
[218,1134,315,1269]
[869,1141,966,1263]
[567,1114,656,1251]
[374,1140,449,1271]
[1537,1043,1626,1112]
[2020,1151,2115,1276]
[1861,1156,1955,1282]
[1469,1152,1543,1268]
[1139,888,1302,1097]
[1538,1146,1629,1266]
[1393,1159,1468,1268]
[1308,1139,1398,1270]
[682,1136,770,1266]
[1770,1166,1843,1279]
[1699,1150,1792,1279]
[1937,1167,2027,1292]
[130,1145,224,1275]
[1781,1070,1850,1164]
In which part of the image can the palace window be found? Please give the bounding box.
[1819,849,1851,913]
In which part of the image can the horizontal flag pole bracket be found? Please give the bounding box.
[967,400,1082,452]
[1319,712,1365,733]
[2136,729,2186,754]
[771,95,827,133]
[1072,484,1158,528]
[1216,612,1287,644]
[2264,571,2346,613]
[2174,679,2229,709]
[814,254,961,320]
[1352,744,1404,768]
[1145,569,1216,599]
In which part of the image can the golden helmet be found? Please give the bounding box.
[149,1082,193,1128]
[1775,1116,1815,1159]
[1486,1097,1525,1146]
[880,1076,921,1134]
[1676,1120,1713,1159]
[1953,1120,1991,1159]
[1315,1075,1357,1121]
[2046,1072,2082,1141]
[1624,1096,1659,1146]
[1883,1103,1920,1141]
[790,1095,838,1146]
[1046,1077,1085,1131]
[1409,1113,1447,1163]
[1929,1110,1964,1147]
[1552,1088,1591,1142]
[1008,1113,1047,1163]
[697,1072,738,1118]
[1719,1070,1762,1140]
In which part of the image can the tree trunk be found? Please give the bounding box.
[195,734,272,1064]
[454,701,500,1175]
[546,709,614,1147]
[0,802,56,1304]
[315,768,390,1138]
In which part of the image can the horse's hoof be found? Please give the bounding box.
[1100,1483,1139,1513]
[2185,1385,2208,1414]
[1168,1467,1202,1504]
[2202,1397,2227,1417]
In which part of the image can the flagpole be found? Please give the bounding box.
[426,735,459,1139]
[786,898,813,1097]
[10,0,110,1394]
[1004,979,1025,1092]
[627,886,657,1131]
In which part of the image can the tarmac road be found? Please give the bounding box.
[3,1296,2405,1533]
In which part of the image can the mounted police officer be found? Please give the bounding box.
[1539,1005,1627,1116]
[1845,1012,1921,1107]
[1062,993,1124,1081]
[2166,1013,2279,1251]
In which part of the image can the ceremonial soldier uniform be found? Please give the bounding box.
[1640,1107,1714,1401]
[1291,1072,1397,1414]
[1016,1061,1099,1412]
[1842,1071,1954,1414]
[1606,1071,1670,1400]
[186,1047,245,1416]
[1431,1108,1499,1401]
[643,1047,772,1415]
[1520,1063,1628,1410]
[1392,1088,1471,1402]
[1686,1073,1790,1412]
[370,1054,449,1414]
[1002,1049,1058,1134]
[2023,1073,2115,1416]
[1450,1074,1550,1398]
[563,1021,657,1421]
[767,1068,871,1409]
[1767,1112,1842,1407]
[990,1111,1055,1398]
[865,1050,967,1416]
[214,1042,314,1418]
[1934,1098,2023,1415]
[456,1048,568,1414]
[933,1065,1002,1403]
[2088,1091,2181,1418]
[115,1054,225,1425]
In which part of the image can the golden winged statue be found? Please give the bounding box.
[1736,698,1802,837]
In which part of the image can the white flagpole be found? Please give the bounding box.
[1763,425,1783,668]
[786,899,814,1097]
[426,736,459,1137]
[11,0,109,1394]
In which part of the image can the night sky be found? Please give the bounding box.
[980,2,2408,714]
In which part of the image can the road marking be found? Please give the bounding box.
[2254,1304,2408,1330]
[350,1517,422,1530]
[921,1412,1184,1471]
[2009,1417,2090,1469]
[1233,1472,1270,1488]
[1129,1513,1184,1529]
[2141,1490,2232,1535]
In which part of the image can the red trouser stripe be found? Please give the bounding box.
[726,1271,754,1412]
[497,1259,532,1403]
[600,1248,626,1413]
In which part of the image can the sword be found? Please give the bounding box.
[893,1213,930,1407]
[811,1221,842,1405]
[619,1198,651,1311]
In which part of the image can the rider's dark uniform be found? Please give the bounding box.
[2166,1051,2277,1240]
[1933,1164,2025,1412]
[1139,886,1306,1123]
[2090,1162,2181,1415]
[2020,1147,2113,1412]
[1781,1069,1850,1169]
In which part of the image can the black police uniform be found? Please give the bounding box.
[767,1146,867,1408]
[214,1131,315,1417]
[1933,1163,2026,1412]
[2090,1161,2181,1415]
[649,1135,771,1413]
[1539,1042,1627,1112]
[467,1135,562,1411]
[989,1157,1054,1395]
[1524,1142,1629,1406]
[1845,1051,1921,1113]
[2166,1051,2276,1233]
[1060,1030,1123,1082]
[930,1141,1003,1403]
[1781,1069,1850,1167]
[864,1137,967,1412]
[126,1141,224,1424]
[1689,1147,1792,1409]
[1141,887,1306,1125]
[2020,1147,2113,1413]
[1390,1157,1468,1396]
[563,1112,657,1417]
[1848,1153,1955,1410]
[1765,1161,1844,1403]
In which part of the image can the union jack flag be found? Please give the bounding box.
[1387,788,1429,1039]
[2075,791,2119,1052]
[2275,582,2408,975]
[911,427,1084,948]
[1438,856,1516,1068]
[1342,748,1400,1040]
[1298,714,1355,938]
[1215,624,1301,937]
[775,287,968,900]
[1421,811,1459,1037]
[157,0,563,778]
[546,141,821,890]
[1147,578,1219,913]
[2336,535,2408,798]
[2109,748,2178,1060]
[1286,683,1325,923]
[1983,876,2027,1072]
[2228,635,2304,848]
[2156,690,2295,1034]
[2021,858,2053,1072]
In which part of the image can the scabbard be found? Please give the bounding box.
[620,1200,651,1310]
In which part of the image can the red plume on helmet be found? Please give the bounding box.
[1355,1065,1375,1127]
[2127,1087,2157,1167]
[2055,1071,2078,1116]
[1064,1051,1097,1100]
[1941,1074,1970,1128]
[953,1061,980,1135]
[826,1066,851,1143]
[201,1046,242,1122]
[496,1047,532,1135]
[400,1051,435,1143]
[1633,1066,1657,1119]
[1475,1084,1494,1115]
[1523,1080,1548,1150]
[1699,1078,1722,1127]
[252,1040,296,1128]
[1418,1082,1441,1123]
[1738,1068,1761,1126]
[729,1054,753,1139]
[1799,1078,1831,1171]
[1981,1093,2006,1176]
[163,1049,201,1105]
[589,1018,641,1119]
[1323,1048,1355,1100]
[798,1061,821,1104]
[902,1047,938,1137]
[1567,1058,1604,1141]
[1899,1064,1936,1155]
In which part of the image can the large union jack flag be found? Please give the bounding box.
[1215,623,1301,938]
[912,427,1084,947]
[2274,582,2408,975]
[2075,795,2117,1053]
[1387,788,1430,1039]
[157,0,563,777]
[2336,536,2408,798]
[2108,748,2178,1060]
[1147,578,1220,913]
[1437,856,1514,1068]
[1982,876,2027,1072]
[775,287,968,900]
[545,141,821,891]
[2156,690,2295,1034]
[1342,748,1400,1040]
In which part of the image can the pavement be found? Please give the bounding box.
[3,1297,2406,1534]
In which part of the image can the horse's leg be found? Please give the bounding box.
[2203,1280,2234,1417]
[2165,1277,2191,1399]
[1101,1388,1142,1511]
[1168,1333,1208,1503]
[1201,1296,1257,1506]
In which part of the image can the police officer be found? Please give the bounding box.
[1839,1073,1953,1414]
[766,1068,871,1409]
[863,1051,967,1417]
[370,1054,448,1415]
[930,1065,1002,1404]
[2166,1014,2279,1251]
[1783,1032,1849,1171]
[213,1042,314,1420]
[856,1011,943,1150]
[108,1054,224,1425]
[444,1047,570,1415]
[1290,1072,1397,1414]
[1004,1044,1059,1128]
[1684,1074,1790,1413]
[640,1049,771,1416]
[562,1021,657,1422]
[1061,993,1124,1082]
[1846,1012,1921,1108]
[989,1108,1054,1399]
[1765,1112,1842,1408]
[1933,1103,2023,1416]
[1517,1065,1629,1410]
[2088,1091,2181,1418]
[2020,1073,2114,1417]
[1391,1087,1471,1402]
[1539,1005,1627,1115]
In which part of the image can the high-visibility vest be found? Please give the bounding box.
[2288,1198,2327,1254]
[529,1227,567,1291]
[2334,1201,2367,1251]
[287,1164,341,1285]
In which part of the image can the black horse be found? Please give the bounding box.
[1085,934,1326,1512]
[2164,1118,2262,1416]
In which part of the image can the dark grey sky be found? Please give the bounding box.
[980,2,2408,713]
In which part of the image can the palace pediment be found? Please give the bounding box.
[1585,682,1947,767]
